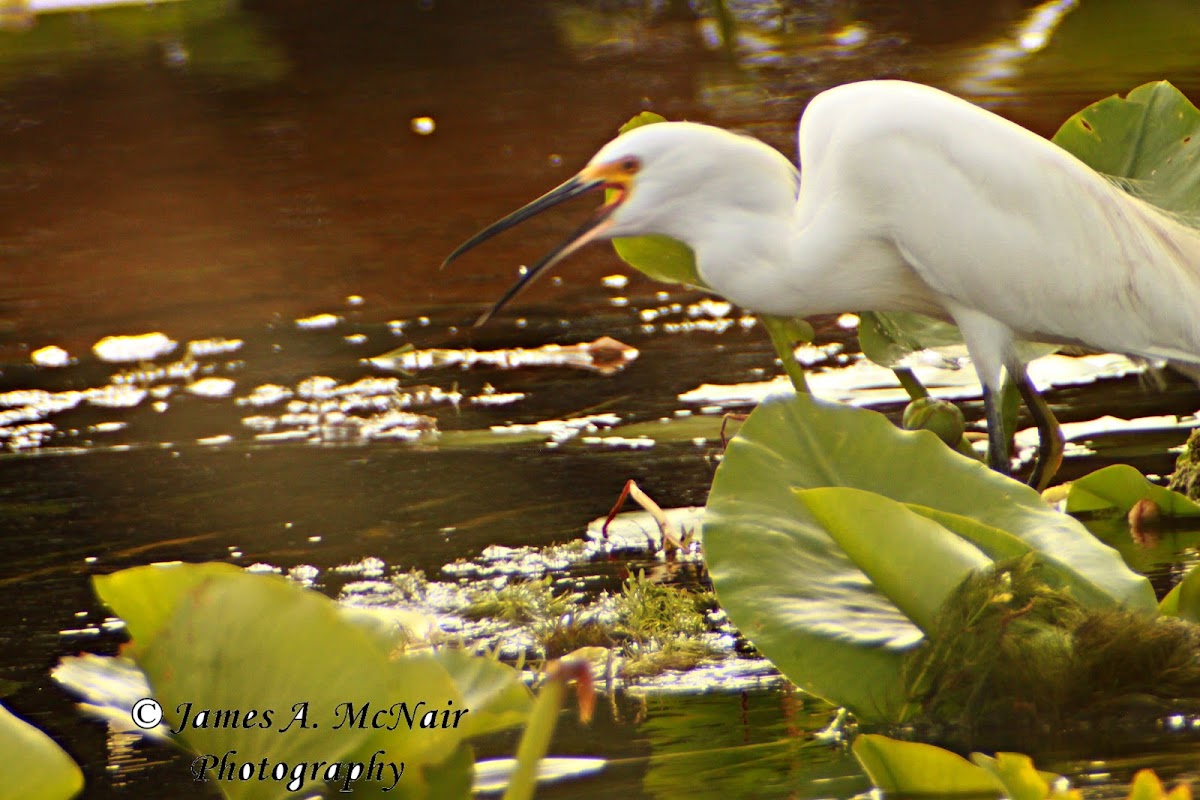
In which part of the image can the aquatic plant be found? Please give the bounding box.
[89,563,535,799]
[0,702,83,800]
[903,554,1200,743]
[852,733,1193,800]
[615,569,710,644]
[703,391,1156,722]
[463,575,572,625]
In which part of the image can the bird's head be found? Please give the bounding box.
[443,121,798,324]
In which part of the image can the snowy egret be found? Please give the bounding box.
[444,80,1200,487]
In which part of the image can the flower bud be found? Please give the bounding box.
[902,397,965,447]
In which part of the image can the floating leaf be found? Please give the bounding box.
[139,572,460,798]
[971,753,1052,800]
[394,742,475,800]
[1158,562,1200,621]
[430,649,533,740]
[851,734,1001,795]
[1126,768,1194,800]
[794,488,991,634]
[1051,81,1200,219]
[1066,464,1200,516]
[905,505,1140,610]
[0,703,84,800]
[704,394,1154,719]
[93,561,242,651]
[93,565,533,799]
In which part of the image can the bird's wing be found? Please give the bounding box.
[807,81,1200,367]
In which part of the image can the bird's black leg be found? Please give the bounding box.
[1007,359,1064,491]
[982,383,1011,476]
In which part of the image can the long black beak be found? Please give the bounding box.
[441,174,619,326]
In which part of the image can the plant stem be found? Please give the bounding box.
[762,315,812,394]
[892,367,929,400]
[502,679,566,800]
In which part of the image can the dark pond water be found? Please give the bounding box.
[3,0,1200,796]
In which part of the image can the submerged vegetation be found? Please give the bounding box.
[904,554,1200,745]
[461,568,723,680]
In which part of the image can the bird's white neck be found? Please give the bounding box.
[686,209,804,316]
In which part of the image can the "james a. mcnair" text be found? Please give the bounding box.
[170,699,470,735]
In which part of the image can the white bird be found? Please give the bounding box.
[444,80,1200,488]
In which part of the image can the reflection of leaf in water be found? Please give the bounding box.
[1082,515,1200,577]
[640,692,867,800]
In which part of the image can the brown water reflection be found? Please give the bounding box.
[3,0,1200,797]
[1,0,1199,358]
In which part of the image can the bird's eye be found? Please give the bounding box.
[619,157,641,174]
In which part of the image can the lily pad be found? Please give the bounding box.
[970,752,1067,800]
[857,311,965,369]
[704,393,1154,719]
[905,505,1146,610]
[794,488,992,634]
[93,564,531,800]
[1065,464,1200,516]
[1051,80,1200,218]
[93,561,243,650]
[1126,768,1195,800]
[1158,562,1200,621]
[0,703,83,800]
[851,734,1001,796]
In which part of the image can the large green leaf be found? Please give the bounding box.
[428,649,532,740]
[905,505,1142,610]
[96,565,490,799]
[851,734,1001,796]
[1051,81,1200,218]
[852,735,1065,798]
[392,743,475,800]
[970,753,1054,800]
[794,488,991,634]
[857,311,965,368]
[1065,464,1200,516]
[703,394,1155,719]
[0,703,83,800]
[93,561,243,650]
